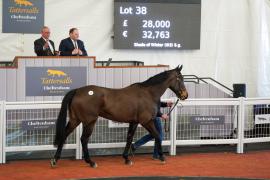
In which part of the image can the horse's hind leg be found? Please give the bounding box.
[51,120,79,167]
[122,122,138,165]
[142,120,165,163]
[81,120,97,168]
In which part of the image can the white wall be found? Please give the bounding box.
[0,0,269,97]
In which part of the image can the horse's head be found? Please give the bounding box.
[169,65,188,100]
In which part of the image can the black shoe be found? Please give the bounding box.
[152,155,159,160]
[159,155,166,162]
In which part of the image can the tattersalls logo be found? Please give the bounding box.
[47,69,67,77]
[9,0,39,20]
[26,67,86,96]
[41,69,72,86]
[3,0,44,33]
[14,0,34,7]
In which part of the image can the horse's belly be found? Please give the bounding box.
[99,109,137,123]
[100,95,138,122]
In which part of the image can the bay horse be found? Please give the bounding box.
[51,65,188,168]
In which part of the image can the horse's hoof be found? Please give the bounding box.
[125,159,133,166]
[90,162,98,168]
[50,159,57,168]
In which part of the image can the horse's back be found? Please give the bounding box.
[70,84,155,124]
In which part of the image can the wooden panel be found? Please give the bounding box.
[70,57,80,66]
[61,57,71,66]
[88,59,95,85]
[196,83,210,98]
[209,84,218,98]
[6,69,17,101]
[186,83,196,99]
[0,57,174,102]
[139,68,148,83]
[97,68,106,87]
[105,68,114,88]
[113,68,122,88]
[122,68,131,87]
[16,60,26,101]
[147,67,157,78]
[156,67,165,74]
[0,69,7,100]
[89,66,97,86]
[52,57,61,66]
[130,68,140,84]
[79,58,90,86]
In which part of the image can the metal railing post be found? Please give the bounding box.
[76,124,82,159]
[170,97,178,156]
[237,97,244,154]
[0,101,4,163]
[2,101,6,163]
[169,98,175,155]
[173,101,178,156]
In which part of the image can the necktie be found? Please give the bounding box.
[74,40,79,56]
[46,40,54,56]
[74,40,78,49]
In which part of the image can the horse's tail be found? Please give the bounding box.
[53,89,77,146]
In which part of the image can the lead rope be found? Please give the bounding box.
[165,98,180,133]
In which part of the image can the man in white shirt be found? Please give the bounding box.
[59,28,88,56]
[34,26,57,56]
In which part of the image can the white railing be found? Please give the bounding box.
[0,101,4,163]
[2,101,79,163]
[171,98,241,155]
[242,98,270,146]
[0,97,270,163]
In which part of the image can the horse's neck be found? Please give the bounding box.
[147,82,169,101]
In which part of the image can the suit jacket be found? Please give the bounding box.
[34,37,56,56]
[59,38,88,56]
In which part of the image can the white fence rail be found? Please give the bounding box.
[172,98,240,155]
[242,98,270,145]
[0,101,4,163]
[2,101,80,163]
[0,97,270,163]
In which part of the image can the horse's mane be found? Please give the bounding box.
[132,70,171,87]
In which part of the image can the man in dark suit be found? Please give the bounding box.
[34,26,57,56]
[59,28,88,56]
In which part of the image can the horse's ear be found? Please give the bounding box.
[179,65,183,71]
[175,65,180,70]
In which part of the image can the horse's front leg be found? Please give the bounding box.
[122,122,138,165]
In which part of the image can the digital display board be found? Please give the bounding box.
[114,0,201,50]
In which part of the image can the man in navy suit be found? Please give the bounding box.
[59,28,88,56]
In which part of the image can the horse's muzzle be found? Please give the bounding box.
[179,90,188,100]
